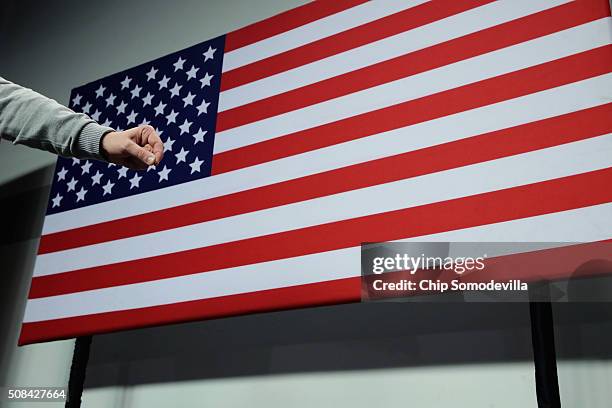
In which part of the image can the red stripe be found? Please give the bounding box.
[19,277,361,345]
[220,0,493,91]
[463,241,612,284]
[38,104,612,254]
[212,45,612,175]
[217,0,609,131]
[30,168,612,298]
[224,0,369,53]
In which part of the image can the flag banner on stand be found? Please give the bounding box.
[20,0,612,344]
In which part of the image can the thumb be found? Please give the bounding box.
[125,140,156,166]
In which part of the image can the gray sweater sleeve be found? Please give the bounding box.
[0,76,114,161]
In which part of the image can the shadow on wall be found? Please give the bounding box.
[0,165,55,386]
[84,294,612,388]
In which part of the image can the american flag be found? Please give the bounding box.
[21,0,612,344]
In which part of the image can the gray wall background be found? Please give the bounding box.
[1,1,611,407]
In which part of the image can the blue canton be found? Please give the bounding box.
[47,35,225,215]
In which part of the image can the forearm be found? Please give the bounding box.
[0,76,113,160]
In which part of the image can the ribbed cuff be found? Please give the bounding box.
[75,122,114,161]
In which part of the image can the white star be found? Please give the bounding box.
[107,162,116,167]
[91,170,103,185]
[117,166,128,179]
[147,164,157,172]
[72,157,80,165]
[178,119,192,135]
[130,84,142,99]
[175,147,189,163]
[146,66,158,81]
[116,100,127,114]
[158,75,170,89]
[57,167,68,181]
[72,94,82,106]
[203,46,216,62]
[101,118,113,127]
[67,177,78,191]
[105,93,116,107]
[193,128,207,144]
[142,92,154,107]
[121,76,132,89]
[169,82,182,98]
[196,99,210,115]
[140,117,150,126]
[186,65,199,80]
[129,173,142,189]
[95,84,106,98]
[76,186,88,202]
[173,56,186,71]
[165,110,178,125]
[154,101,166,116]
[81,102,92,114]
[80,161,92,175]
[102,179,115,195]
[157,165,172,181]
[91,110,101,122]
[199,72,213,88]
[189,157,204,174]
[164,137,175,152]
[126,110,138,125]
[51,193,62,208]
[182,92,195,107]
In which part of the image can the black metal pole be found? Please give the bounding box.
[65,336,92,408]
[529,284,561,408]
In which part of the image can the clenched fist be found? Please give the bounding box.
[100,125,164,170]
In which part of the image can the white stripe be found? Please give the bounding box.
[219,0,569,111]
[222,0,429,72]
[215,17,612,153]
[33,134,612,277]
[25,202,612,322]
[41,74,612,235]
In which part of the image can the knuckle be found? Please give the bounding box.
[120,140,131,153]
[141,124,155,135]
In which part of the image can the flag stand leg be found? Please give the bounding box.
[65,336,92,408]
[529,284,561,408]
[61,298,561,408]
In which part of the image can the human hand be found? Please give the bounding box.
[100,125,164,170]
